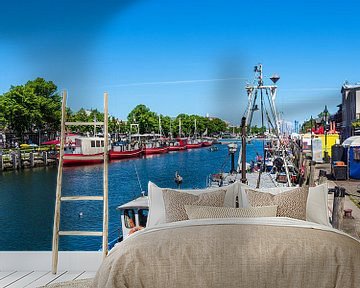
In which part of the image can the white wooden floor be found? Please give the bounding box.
[0,270,95,288]
[0,251,102,288]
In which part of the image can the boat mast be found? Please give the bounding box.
[158,115,162,137]
[179,118,182,137]
[169,119,172,139]
[194,118,197,138]
[244,64,291,187]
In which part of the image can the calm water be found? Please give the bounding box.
[0,140,263,251]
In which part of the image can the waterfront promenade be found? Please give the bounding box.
[315,163,360,239]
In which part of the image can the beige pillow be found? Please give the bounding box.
[184,205,278,219]
[246,186,309,220]
[162,189,226,223]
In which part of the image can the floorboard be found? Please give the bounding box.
[48,271,84,284]
[0,271,32,287]
[7,271,49,288]
[0,272,16,281]
[24,271,66,288]
[75,271,96,280]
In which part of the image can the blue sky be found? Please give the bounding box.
[1,0,359,126]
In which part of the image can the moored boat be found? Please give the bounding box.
[201,140,213,147]
[60,137,108,166]
[109,141,142,160]
[186,138,203,149]
[168,138,187,151]
[143,141,168,155]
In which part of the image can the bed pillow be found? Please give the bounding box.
[246,186,309,220]
[162,189,226,223]
[184,205,278,219]
[240,183,330,226]
[146,181,240,227]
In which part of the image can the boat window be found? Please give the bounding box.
[138,209,149,227]
[124,209,136,228]
[96,140,101,147]
[91,141,95,147]
[101,140,104,147]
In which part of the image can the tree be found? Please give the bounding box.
[127,105,159,134]
[0,78,62,139]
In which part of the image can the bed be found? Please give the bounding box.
[92,182,360,288]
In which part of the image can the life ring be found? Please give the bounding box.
[128,226,144,235]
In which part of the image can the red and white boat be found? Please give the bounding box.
[186,138,203,149]
[201,138,213,147]
[60,137,108,166]
[143,141,168,155]
[168,138,187,151]
[109,142,142,160]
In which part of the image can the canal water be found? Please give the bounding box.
[0,140,263,251]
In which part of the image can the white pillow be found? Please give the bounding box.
[239,183,330,226]
[146,181,240,228]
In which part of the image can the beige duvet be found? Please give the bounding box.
[93,218,360,288]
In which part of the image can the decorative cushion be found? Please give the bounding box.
[240,183,330,226]
[246,186,309,220]
[146,181,240,227]
[184,205,278,219]
[162,189,226,223]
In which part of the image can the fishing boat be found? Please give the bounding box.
[201,139,213,147]
[168,138,187,151]
[60,137,108,166]
[109,141,142,160]
[115,194,149,243]
[209,64,299,188]
[143,140,169,155]
[186,138,203,149]
[186,118,204,149]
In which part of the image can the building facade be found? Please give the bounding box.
[341,84,360,141]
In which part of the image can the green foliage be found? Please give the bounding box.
[0,78,232,139]
[352,120,360,128]
[0,78,61,137]
[126,105,228,137]
[301,118,316,133]
[250,125,266,135]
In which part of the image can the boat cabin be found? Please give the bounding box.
[64,137,110,155]
[116,195,149,240]
[112,141,140,152]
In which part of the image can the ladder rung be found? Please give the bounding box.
[61,196,103,201]
[59,231,103,236]
[65,121,104,126]
[63,154,104,160]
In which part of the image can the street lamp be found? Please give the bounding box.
[228,143,238,174]
[323,105,329,163]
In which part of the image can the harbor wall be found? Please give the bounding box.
[0,150,56,172]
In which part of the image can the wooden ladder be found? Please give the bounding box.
[51,91,109,274]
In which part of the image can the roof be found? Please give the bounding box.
[116,196,149,210]
[341,84,360,92]
[342,136,360,147]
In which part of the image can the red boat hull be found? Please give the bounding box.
[61,153,104,166]
[202,141,213,147]
[109,148,143,160]
[144,147,168,155]
[168,145,187,151]
[186,143,203,149]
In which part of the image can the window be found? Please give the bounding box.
[123,209,136,228]
[96,140,100,147]
[91,141,95,147]
[101,140,104,147]
[138,209,148,227]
